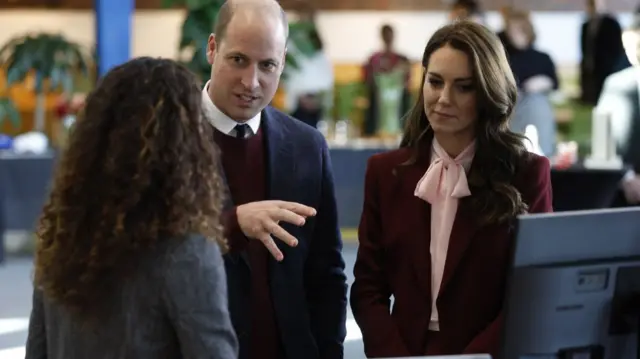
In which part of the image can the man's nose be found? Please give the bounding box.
[240,66,259,89]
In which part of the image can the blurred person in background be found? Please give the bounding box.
[287,27,334,129]
[502,9,559,156]
[449,0,484,24]
[351,21,552,358]
[363,24,411,136]
[596,8,640,206]
[496,6,511,44]
[580,0,629,104]
[25,57,238,359]
[285,1,334,129]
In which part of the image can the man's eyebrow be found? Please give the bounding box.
[225,52,279,63]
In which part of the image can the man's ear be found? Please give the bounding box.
[206,34,217,65]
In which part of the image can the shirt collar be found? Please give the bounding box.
[431,138,475,173]
[201,80,261,135]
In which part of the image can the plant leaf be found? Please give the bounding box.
[0,98,21,128]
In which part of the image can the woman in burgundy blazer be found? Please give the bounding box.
[350,21,553,358]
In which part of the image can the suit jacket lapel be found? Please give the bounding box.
[398,157,432,300]
[262,108,297,261]
[439,201,478,295]
[439,156,480,295]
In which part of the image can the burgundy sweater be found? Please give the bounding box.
[215,127,282,359]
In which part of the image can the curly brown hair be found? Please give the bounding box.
[34,57,227,320]
[400,21,528,225]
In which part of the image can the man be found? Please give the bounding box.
[580,0,629,105]
[596,9,640,206]
[203,1,348,359]
[362,24,410,136]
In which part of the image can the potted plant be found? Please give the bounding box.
[0,33,90,133]
[162,0,321,82]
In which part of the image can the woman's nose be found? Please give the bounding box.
[438,87,453,105]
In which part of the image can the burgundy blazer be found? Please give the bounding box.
[350,147,553,358]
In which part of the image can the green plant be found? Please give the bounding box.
[334,82,365,121]
[0,97,20,129]
[162,0,320,82]
[283,20,320,78]
[162,0,221,81]
[0,33,90,132]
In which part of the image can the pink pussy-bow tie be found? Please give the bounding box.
[414,142,474,204]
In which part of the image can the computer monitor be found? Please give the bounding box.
[501,208,640,359]
[550,168,626,211]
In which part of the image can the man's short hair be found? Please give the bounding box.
[214,1,289,43]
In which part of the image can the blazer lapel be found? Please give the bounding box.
[262,108,297,261]
[398,158,432,300]
[439,175,479,296]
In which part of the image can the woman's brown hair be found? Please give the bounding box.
[34,57,227,320]
[401,21,529,225]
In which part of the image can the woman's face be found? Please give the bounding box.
[507,20,530,49]
[423,44,478,138]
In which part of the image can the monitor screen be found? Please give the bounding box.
[501,208,640,359]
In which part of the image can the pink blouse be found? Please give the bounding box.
[414,139,475,331]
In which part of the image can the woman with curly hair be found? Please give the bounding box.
[350,21,552,358]
[25,57,238,359]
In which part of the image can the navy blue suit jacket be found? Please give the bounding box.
[221,106,348,359]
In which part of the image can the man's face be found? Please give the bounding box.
[382,28,394,48]
[206,11,287,122]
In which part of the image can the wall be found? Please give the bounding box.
[0,9,634,70]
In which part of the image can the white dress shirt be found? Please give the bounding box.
[201,81,261,138]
